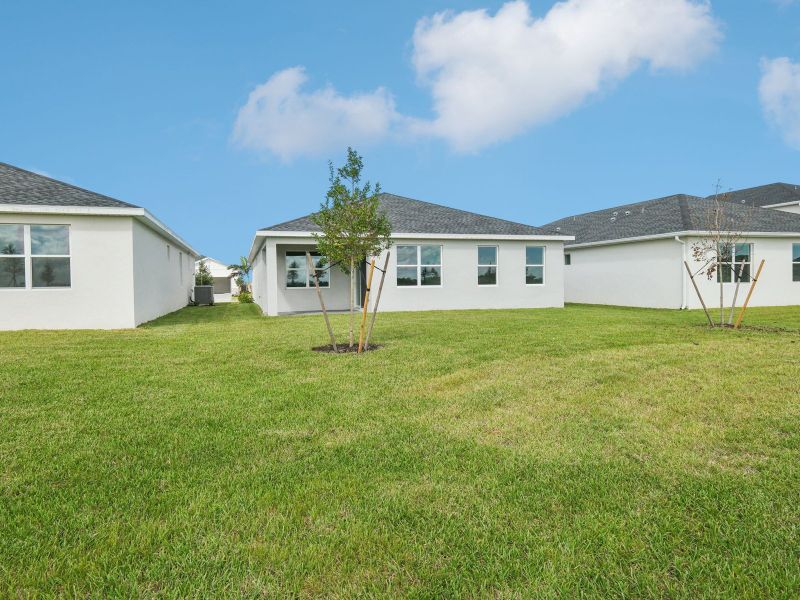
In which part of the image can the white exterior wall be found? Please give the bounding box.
[0,213,136,329]
[252,236,566,315]
[374,239,564,312]
[131,219,194,325]
[685,236,800,308]
[564,239,685,308]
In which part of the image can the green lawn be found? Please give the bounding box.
[2,304,799,598]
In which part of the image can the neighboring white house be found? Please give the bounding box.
[542,186,800,309]
[0,162,199,330]
[249,193,573,316]
[195,256,239,303]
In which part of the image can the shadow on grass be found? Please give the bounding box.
[141,302,263,328]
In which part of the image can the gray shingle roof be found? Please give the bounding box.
[261,193,549,236]
[716,182,800,208]
[542,194,800,246]
[0,162,139,208]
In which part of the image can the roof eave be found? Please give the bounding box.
[566,230,800,249]
[254,230,574,241]
[0,203,199,257]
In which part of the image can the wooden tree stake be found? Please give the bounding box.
[684,261,714,327]
[734,259,765,330]
[307,252,337,352]
[364,251,390,351]
[357,258,376,353]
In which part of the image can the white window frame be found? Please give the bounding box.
[285,251,330,289]
[525,245,546,286]
[793,243,800,283]
[477,245,498,286]
[717,242,752,284]
[395,244,443,288]
[1,224,71,290]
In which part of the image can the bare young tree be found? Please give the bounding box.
[690,182,755,327]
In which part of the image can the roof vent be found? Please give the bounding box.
[610,216,617,222]
[624,210,631,216]
[556,226,561,231]
[612,211,618,216]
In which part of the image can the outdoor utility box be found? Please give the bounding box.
[194,285,214,306]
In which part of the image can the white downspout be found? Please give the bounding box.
[674,235,687,309]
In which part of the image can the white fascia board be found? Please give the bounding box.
[0,204,199,257]
[253,230,574,241]
[567,230,800,249]
[762,201,800,209]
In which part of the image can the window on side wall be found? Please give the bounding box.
[717,243,751,283]
[396,245,442,287]
[564,253,571,266]
[285,251,329,288]
[793,244,800,282]
[525,246,545,285]
[1,224,71,289]
[477,245,497,285]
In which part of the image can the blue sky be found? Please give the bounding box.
[1,1,799,264]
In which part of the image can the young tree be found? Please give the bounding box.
[195,259,214,286]
[312,147,392,348]
[228,257,252,293]
[690,183,754,327]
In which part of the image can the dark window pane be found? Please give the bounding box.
[0,257,25,287]
[717,264,732,283]
[735,243,751,263]
[478,266,496,285]
[311,254,327,269]
[793,244,800,263]
[734,263,751,283]
[285,254,305,269]
[0,224,24,255]
[420,245,441,266]
[718,243,733,263]
[397,246,417,266]
[286,268,306,287]
[314,269,329,287]
[478,246,497,265]
[794,264,800,282]
[526,266,544,285]
[564,253,571,265]
[421,266,441,285]
[526,246,544,265]
[397,266,417,286]
[32,257,70,287]
[31,225,69,255]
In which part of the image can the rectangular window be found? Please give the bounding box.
[525,246,545,285]
[717,243,751,283]
[396,245,442,287]
[285,251,329,288]
[477,245,497,285]
[1,224,71,288]
[0,224,25,288]
[793,244,800,282]
[564,253,571,266]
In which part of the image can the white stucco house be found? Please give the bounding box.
[249,193,573,316]
[0,163,199,330]
[195,256,239,303]
[542,184,800,309]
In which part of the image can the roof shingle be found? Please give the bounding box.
[261,193,549,236]
[0,162,139,208]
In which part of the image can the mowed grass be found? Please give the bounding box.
[1,303,799,598]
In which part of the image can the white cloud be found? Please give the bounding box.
[233,1,721,158]
[411,0,722,151]
[759,57,800,149]
[232,67,401,161]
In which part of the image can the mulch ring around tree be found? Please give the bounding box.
[312,344,383,354]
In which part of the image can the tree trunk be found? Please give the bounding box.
[365,251,390,350]
[357,258,376,353]
[718,257,724,327]
[306,252,337,351]
[348,258,355,347]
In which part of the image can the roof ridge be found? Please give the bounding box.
[0,161,140,208]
